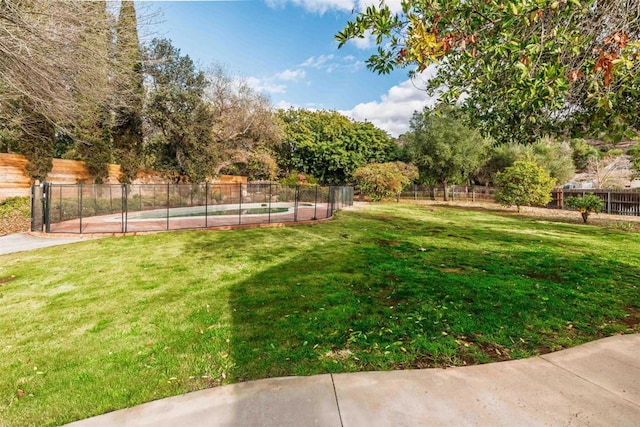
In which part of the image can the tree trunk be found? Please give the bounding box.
[442,180,449,201]
[581,212,589,223]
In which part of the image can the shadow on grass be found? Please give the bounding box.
[209,208,640,388]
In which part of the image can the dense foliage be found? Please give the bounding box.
[337,0,640,144]
[628,145,640,179]
[277,109,399,184]
[570,138,600,172]
[143,39,213,182]
[495,160,556,211]
[352,162,413,201]
[403,107,488,199]
[566,194,604,223]
[0,197,30,235]
[112,1,144,183]
[477,137,575,186]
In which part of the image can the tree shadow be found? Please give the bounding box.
[180,208,640,396]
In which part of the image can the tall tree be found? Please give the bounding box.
[404,107,489,200]
[337,0,640,144]
[0,1,131,133]
[144,38,214,182]
[4,98,55,182]
[205,66,282,180]
[73,1,112,183]
[277,109,398,184]
[112,1,144,183]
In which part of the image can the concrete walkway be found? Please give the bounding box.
[67,334,640,426]
[0,233,92,255]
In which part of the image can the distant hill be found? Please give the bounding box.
[568,139,640,189]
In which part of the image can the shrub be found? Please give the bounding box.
[494,160,556,212]
[566,194,603,223]
[352,162,410,201]
[279,170,319,186]
[0,197,30,219]
[0,196,31,235]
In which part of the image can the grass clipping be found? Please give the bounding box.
[0,197,30,236]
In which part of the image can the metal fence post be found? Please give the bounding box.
[294,186,299,222]
[123,184,128,233]
[313,185,318,220]
[268,183,272,224]
[30,184,36,232]
[238,183,243,225]
[166,183,170,230]
[205,182,209,228]
[79,183,83,234]
[41,182,50,233]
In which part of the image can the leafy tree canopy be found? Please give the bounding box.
[143,38,214,183]
[494,160,556,211]
[337,0,640,144]
[276,109,399,184]
[403,106,489,200]
[477,137,575,185]
[353,162,412,201]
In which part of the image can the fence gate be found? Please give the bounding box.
[30,183,45,232]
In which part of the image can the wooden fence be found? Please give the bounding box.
[0,153,247,201]
[400,184,640,217]
[0,153,122,200]
[552,189,640,216]
[399,185,498,202]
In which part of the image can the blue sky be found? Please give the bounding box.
[144,0,435,136]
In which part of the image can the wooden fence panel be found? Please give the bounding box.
[0,153,247,201]
[0,154,31,199]
[555,189,640,216]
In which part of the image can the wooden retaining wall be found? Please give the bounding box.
[0,154,31,200]
[0,153,247,201]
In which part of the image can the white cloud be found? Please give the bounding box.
[247,67,308,95]
[300,54,362,73]
[246,76,287,94]
[340,69,438,137]
[264,0,403,14]
[274,99,297,110]
[275,69,306,81]
[301,54,335,69]
[350,30,374,49]
[265,0,354,14]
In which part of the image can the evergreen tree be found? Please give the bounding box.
[74,1,112,183]
[112,1,144,183]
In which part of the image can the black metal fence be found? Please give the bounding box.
[31,183,354,234]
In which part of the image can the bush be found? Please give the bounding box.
[352,162,410,201]
[566,194,603,223]
[279,170,319,186]
[494,160,556,212]
[0,197,31,235]
[0,197,30,219]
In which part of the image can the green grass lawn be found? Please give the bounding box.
[1,203,639,426]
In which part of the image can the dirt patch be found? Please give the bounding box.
[0,217,30,236]
[374,239,401,247]
[620,306,640,330]
[0,275,17,285]
[321,349,353,361]
[439,267,465,274]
